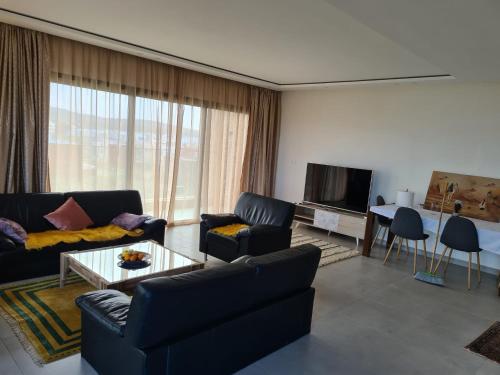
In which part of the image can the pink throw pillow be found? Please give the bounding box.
[44,197,94,231]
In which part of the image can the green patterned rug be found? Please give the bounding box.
[0,274,94,365]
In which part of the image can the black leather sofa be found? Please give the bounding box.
[0,190,166,283]
[199,192,296,262]
[76,244,321,375]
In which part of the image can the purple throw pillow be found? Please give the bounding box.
[111,213,149,231]
[0,218,28,244]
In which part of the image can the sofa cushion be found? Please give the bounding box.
[234,192,295,228]
[65,190,143,227]
[0,218,27,243]
[244,244,321,302]
[0,193,65,232]
[125,263,256,349]
[44,197,94,231]
[76,290,130,336]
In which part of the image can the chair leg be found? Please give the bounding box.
[396,237,403,258]
[413,240,418,275]
[443,249,453,276]
[405,239,410,257]
[433,246,449,274]
[382,227,388,246]
[468,252,472,290]
[371,225,382,249]
[477,252,481,284]
[422,240,428,271]
[383,236,398,264]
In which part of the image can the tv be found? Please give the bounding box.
[303,163,373,214]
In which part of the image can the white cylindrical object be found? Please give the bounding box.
[396,191,414,208]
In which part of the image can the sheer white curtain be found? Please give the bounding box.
[48,80,248,224]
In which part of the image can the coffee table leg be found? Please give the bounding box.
[60,254,69,288]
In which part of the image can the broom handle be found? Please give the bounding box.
[429,183,448,272]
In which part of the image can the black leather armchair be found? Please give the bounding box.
[199,192,296,262]
[76,244,321,375]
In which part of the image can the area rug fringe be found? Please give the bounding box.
[0,274,65,367]
[291,233,360,267]
[0,305,44,367]
[0,274,88,366]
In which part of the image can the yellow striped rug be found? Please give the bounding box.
[0,274,94,365]
[291,233,360,267]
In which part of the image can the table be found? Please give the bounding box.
[60,240,204,290]
[363,204,500,295]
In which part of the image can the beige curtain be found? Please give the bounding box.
[241,87,281,196]
[0,23,50,193]
[48,36,249,223]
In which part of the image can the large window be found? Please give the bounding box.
[49,82,248,223]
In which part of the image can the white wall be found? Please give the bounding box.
[276,81,500,271]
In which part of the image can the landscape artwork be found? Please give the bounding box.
[424,171,500,223]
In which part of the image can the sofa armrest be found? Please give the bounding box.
[75,290,131,337]
[140,217,167,244]
[200,213,242,229]
[0,234,16,252]
[237,224,283,238]
[237,225,292,256]
[141,217,167,233]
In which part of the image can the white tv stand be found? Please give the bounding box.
[293,202,367,247]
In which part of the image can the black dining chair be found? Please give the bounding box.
[371,195,393,249]
[383,207,429,274]
[433,216,482,290]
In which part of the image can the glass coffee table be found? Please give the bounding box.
[60,240,204,291]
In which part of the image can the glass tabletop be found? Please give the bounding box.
[66,241,201,284]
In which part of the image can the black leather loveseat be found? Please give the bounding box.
[199,192,296,262]
[0,190,166,283]
[76,243,320,375]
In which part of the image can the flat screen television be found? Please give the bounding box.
[303,163,373,214]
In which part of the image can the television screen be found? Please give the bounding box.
[303,163,373,214]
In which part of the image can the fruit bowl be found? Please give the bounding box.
[117,250,151,269]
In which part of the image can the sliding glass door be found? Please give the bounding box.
[48,82,248,223]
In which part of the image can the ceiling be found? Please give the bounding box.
[0,0,498,89]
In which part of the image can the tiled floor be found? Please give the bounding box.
[0,224,499,375]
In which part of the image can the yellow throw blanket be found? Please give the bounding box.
[210,223,249,237]
[25,225,144,250]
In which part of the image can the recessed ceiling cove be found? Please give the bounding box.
[0,0,454,86]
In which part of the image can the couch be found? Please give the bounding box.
[199,192,296,262]
[76,243,320,375]
[0,190,166,283]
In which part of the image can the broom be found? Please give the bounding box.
[414,182,453,286]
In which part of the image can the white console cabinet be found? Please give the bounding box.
[293,203,367,246]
